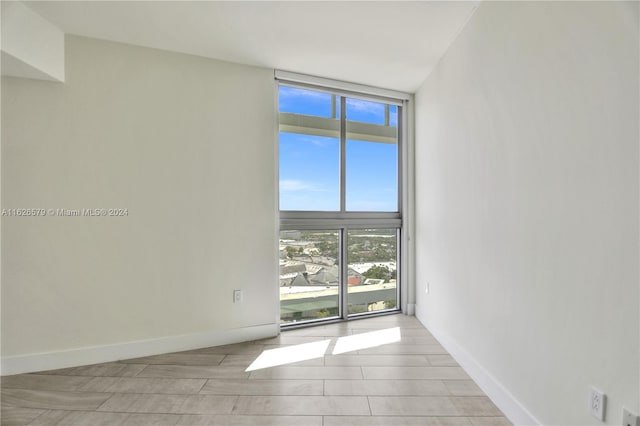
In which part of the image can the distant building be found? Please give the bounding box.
[280,261,306,275]
[350,262,397,274]
[306,266,337,286]
[310,256,336,266]
[348,268,363,285]
[280,230,301,240]
[291,273,311,286]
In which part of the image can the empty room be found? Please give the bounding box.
[1,1,638,425]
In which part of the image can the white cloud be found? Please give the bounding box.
[346,98,384,114]
[280,86,330,101]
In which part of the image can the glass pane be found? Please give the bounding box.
[279,133,339,211]
[347,229,398,315]
[280,230,340,324]
[279,86,334,118]
[345,139,398,212]
[389,105,398,126]
[345,98,398,212]
[279,86,340,211]
[346,98,386,124]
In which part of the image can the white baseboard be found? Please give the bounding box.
[1,323,279,376]
[416,313,541,426]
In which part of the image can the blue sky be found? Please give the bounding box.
[279,86,398,211]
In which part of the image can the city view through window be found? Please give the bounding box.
[278,82,402,325]
[280,229,398,324]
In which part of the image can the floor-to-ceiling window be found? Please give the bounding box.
[277,73,408,326]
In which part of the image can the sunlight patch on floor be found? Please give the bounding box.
[245,339,331,372]
[246,327,402,371]
[332,327,401,355]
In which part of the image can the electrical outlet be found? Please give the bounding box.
[589,386,606,421]
[233,289,243,303]
[622,408,640,426]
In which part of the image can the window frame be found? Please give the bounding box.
[276,70,413,326]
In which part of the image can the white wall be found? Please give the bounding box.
[1,36,278,373]
[415,2,639,425]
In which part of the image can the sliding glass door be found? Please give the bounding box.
[278,80,404,326]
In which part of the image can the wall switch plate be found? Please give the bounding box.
[589,386,606,421]
[233,290,243,303]
[623,408,640,426]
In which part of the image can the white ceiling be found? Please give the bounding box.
[27,1,479,93]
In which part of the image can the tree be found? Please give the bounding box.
[363,265,393,281]
[286,246,298,258]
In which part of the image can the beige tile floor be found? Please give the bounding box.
[1,314,512,425]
